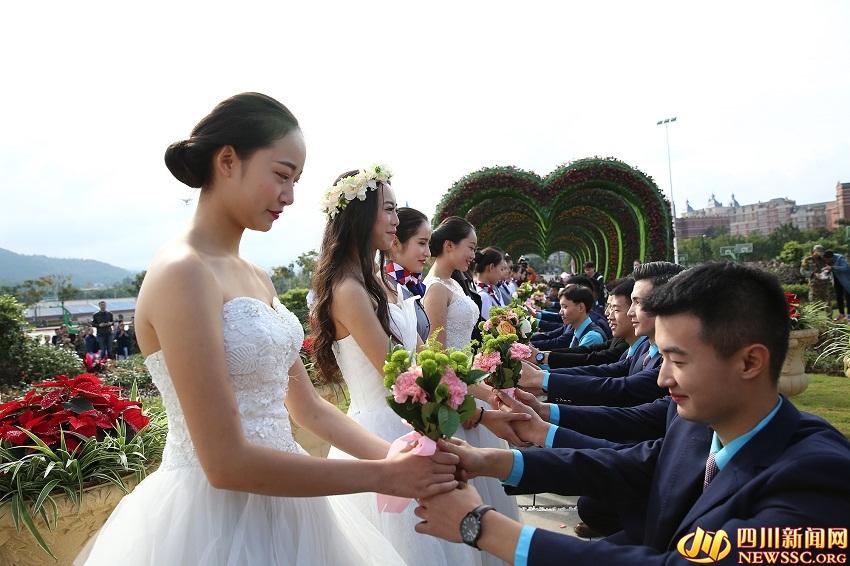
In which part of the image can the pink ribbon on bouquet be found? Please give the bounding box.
[500,387,517,400]
[377,430,437,513]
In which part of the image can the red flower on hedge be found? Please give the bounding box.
[0,373,150,451]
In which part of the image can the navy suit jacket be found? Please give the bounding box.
[551,395,672,449]
[532,324,574,350]
[547,337,629,370]
[518,400,850,565]
[545,340,667,407]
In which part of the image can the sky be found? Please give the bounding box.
[1,1,848,273]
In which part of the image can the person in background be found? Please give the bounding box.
[84,326,100,355]
[801,244,832,314]
[116,324,132,360]
[92,301,114,359]
[473,247,507,318]
[824,250,850,322]
[51,326,64,347]
[582,261,607,311]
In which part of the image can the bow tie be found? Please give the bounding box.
[477,281,496,296]
[385,262,426,296]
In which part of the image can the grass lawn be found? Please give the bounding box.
[789,374,850,437]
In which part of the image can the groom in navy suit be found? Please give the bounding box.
[415,262,850,565]
[520,262,684,408]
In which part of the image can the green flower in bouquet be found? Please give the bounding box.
[383,335,486,440]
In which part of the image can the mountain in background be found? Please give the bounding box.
[0,248,136,287]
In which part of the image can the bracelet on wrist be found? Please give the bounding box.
[473,406,485,427]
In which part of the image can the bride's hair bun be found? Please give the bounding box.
[164,139,209,188]
[473,247,505,274]
[429,216,475,257]
[164,92,300,189]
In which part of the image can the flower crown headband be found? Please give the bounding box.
[320,164,393,219]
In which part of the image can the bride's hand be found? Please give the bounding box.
[382,443,459,499]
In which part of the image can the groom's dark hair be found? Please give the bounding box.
[643,262,789,382]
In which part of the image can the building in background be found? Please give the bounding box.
[677,181,849,239]
[25,298,137,328]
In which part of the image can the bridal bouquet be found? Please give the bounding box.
[480,306,538,344]
[383,340,482,441]
[513,281,535,302]
[472,333,532,393]
[513,282,548,311]
[380,338,484,513]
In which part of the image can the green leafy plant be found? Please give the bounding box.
[0,380,165,559]
[786,293,828,331]
[101,355,156,396]
[279,288,309,330]
[16,339,84,384]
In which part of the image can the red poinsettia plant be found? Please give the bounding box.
[784,292,827,331]
[0,373,149,451]
[785,292,800,323]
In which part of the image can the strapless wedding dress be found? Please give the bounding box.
[78,297,405,565]
[329,285,515,566]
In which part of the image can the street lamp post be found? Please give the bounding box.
[656,117,679,264]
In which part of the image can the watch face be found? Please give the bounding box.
[536,352,545,362]
[460,514,480,544]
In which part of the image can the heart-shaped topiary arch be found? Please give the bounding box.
[432,157,673,280]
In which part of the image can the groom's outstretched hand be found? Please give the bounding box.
[437,438,515,482]
[494,390,549,447]
[414,482,483,543]
[384,443,459,499]
[479,409,534,447]
[517,361,545,394]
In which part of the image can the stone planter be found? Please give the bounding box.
[0,470,149,566]
[290,383,346,458]
[779,328,820,397]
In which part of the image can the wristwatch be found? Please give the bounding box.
[460,504,495,549]
[535,351,546,364]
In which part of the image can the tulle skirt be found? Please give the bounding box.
[76,464,406,565]
[328,399,517,566]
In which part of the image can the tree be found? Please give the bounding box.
[131,271,147,295]
[778,241,807,265]
[270,264,295,293]
[296,250,319,283]
[18,277,52,325]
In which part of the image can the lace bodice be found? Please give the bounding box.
[333,286,419,415]
[145,296,304,470]
[422,275,480,350]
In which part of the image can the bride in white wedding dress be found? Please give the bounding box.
[312,171,521,566]
[77,94,458,565]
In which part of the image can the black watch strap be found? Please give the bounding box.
[466,504,495,549]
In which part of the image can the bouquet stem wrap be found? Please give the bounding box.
[377,431,437,513]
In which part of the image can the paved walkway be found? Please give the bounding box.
[517,493,586,539]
